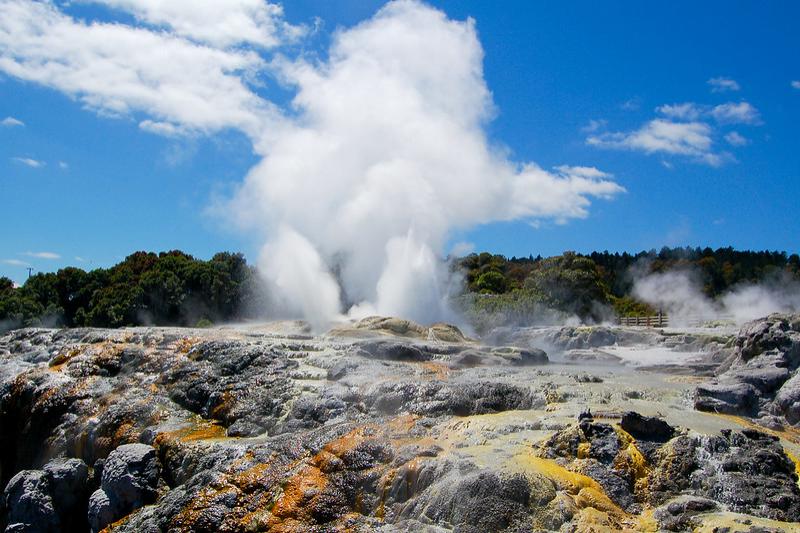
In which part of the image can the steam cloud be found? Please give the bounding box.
[633,269,800,326]
[228,1,623,327]
[0,0,625,328]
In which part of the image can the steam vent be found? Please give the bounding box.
[2,314,800,532]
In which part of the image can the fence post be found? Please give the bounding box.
[619,313,669,328]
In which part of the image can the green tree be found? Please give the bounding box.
[524,252,610,320]
[475,271,507,294]
[0,277,13,294]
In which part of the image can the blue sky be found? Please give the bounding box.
[2,0,799,285]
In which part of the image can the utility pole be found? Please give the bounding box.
[26,267,33,279]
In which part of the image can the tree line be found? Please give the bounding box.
[0,251,262,330]
[456,247,800,330]
[1,246,798,331]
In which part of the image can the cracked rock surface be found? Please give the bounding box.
[1,316,799,532]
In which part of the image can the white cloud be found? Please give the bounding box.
[12,156,44,168]
[1,116,24,126]
[22,251,60,259]
[707,77,740,92]
[1,259,29,267]
[724,131,748,147]
[139,120,189,137]
[84,0,305,49]
[587,119,722,166]
[581,119,606,133]
[554,165,613,180]
[656,102,703,121]
[620,98,640,111]
[0,0,278,138]
[791,80,800,90]
[58,161,69,169]
[710,101,761,125]
[657,101,762,126]
[592,93,761,166]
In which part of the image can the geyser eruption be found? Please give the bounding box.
[260,226,343,330]
[231,1,623,326]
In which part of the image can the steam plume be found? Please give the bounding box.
[633,269,800,326]
[229,1,623,327]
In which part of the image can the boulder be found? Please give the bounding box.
[725,365,790,393]
[101,443,160,509]
[620,412,675,442]
[652,496,718,531]
[516,348,548,366]
[773,373,800,424]
[694,381,759,415]
[87,489,116,533]
[692,429,800,522]
[2,457,91,533]
[694,314,800,426]
[397,470,534,532]
[449,349,488,367]
[43,458,91,531]
[426,323,468,343]
[88,443,161,532]
[355,340,431,362]
[2,470,58,532]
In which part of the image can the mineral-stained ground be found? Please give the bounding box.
[1,314,799,532]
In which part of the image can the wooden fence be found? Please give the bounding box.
[618,313,669,327]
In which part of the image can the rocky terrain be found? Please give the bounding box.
[1,315,799,532]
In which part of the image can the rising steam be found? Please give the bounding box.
[229,1,623,328]
[633,269,800,326]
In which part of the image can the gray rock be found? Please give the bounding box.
[653,496,718,531]
[515,348,548,365]
[101,444,160,509]
[2,470,58,532]
[773,372,800,424]
[1,458,91,533]
[43,458,90,531]
[735,314,800,363]
[563,348,621,363]
[326,360,353,380]
[542,420,800,523]
[89,443,161,531]
[691,429,800,522]
[694,381,759,415]
[577,460,635,510]
[396,470,534,532]
[448,349,488,367]
[694,314,800,426]
[87,489,115,533]
[620,412,675,442]
[365,380,541,417]
[727,365,790,393]
[355,340,431,362]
